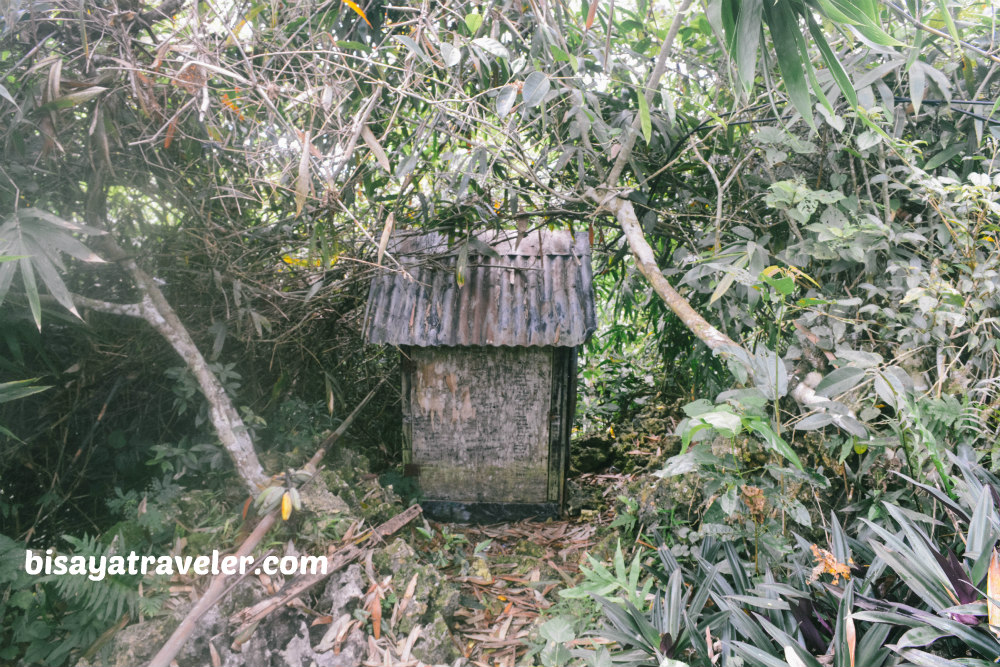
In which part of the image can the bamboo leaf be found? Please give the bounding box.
[807,15,858,108]
[764,0,815,129]
[934,0,962,52]
[23,238,80,318]
[341,0,372,27]
[361,125,390,172]
[0,83,16,107]
[19,257,41,330]
[637,89,652,144]
[0,379,51,404]
[37,86,106,112]
[377,212,394,266]
[733,0,763,95]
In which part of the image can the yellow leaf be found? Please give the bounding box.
[281,491,292,520]
[988,549,1000,637]
[342,0,372,27]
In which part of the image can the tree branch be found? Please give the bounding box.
[587,0,753,373]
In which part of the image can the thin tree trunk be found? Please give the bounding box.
[82,172,267,494]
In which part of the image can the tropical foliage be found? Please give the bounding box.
[0,0,999,663]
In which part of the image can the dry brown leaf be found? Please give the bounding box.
[377,212,394,266]
[362,125,390,172]
[845,612,856,667]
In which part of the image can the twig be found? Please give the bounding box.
[228,504,423,636]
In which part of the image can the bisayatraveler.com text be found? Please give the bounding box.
[24,548,328,581]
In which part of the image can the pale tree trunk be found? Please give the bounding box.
[82,174,268,495]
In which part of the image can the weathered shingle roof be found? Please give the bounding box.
[364,229,596,347]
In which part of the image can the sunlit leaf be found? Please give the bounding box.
[341,0,372,27]
[522,71,550,108]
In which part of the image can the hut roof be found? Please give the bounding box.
[364,229,596,347]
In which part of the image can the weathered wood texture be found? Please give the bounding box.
[403,346,555,503]
[365,231,596,348]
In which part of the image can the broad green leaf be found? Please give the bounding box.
[472,37,508,60]
[816,366,866,396]
[439,43,461,68]
[636,89,651,144]
[747,419,804,470]
[495,85,516,117]
[521,71,550,108]
[795,412,834,430]
[465,12,483,34]
[539,616,575,643]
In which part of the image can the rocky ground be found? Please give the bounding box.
[90,419,679,667]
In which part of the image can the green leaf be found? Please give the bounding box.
[733,0,763,95]
[636,89,651,144]
[472,37,508,60]
[19,256,41,330]
[539,616,575,643]
[465,12,483,34]
[23,238,80,318]
[747,419,804,470]
[521,71,550,108]
[934,0,962,52]
[806,15,858,108]
[764,0,815,129]
[336,41,370,52]
[0,83,16,107]
[0,379,51,404]
[923,143,963,171]
[496,85,517,117]
[392,35,432,64]
[36,86,106,112]
[816,367,867,397]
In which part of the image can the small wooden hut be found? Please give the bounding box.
[364,229,596,521]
